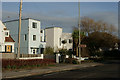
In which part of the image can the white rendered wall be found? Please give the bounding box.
[0,21,6,52]
[54,28,62,51]
[45,27,62,52]
[0,21,5,45]
[45,28,54,48]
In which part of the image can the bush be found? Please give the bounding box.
[2,59,55,69]
[65,58,79,64]
[103,50,120,58]
[44,47,54,54]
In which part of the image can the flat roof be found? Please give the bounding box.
[3,18,40,23]
[45,26,62,29]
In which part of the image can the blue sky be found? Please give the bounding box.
[2,2,118,33]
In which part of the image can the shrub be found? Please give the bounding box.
[2,59,55,69]
[44,47,54,54]
[65,58,79,64]
[72,59,79,64]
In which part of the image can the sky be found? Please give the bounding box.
[1,2,118,33]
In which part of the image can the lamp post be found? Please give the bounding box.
[78,1,81,64]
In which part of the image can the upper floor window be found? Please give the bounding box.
[5,32,8,36]
[32,22,37,28]
[40,30,43,33]
[59,38,61,46]
[69,39,72,43]
[41,36,42,42]
[24,34,27,41]
[44,35,46,42]
[33,35,36,41]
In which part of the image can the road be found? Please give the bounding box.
[3,60,120,80]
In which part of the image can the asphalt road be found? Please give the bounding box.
[3,60,120,80]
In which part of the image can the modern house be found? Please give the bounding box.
[4,18,45,55]
[40,29,46,54]
[0,20,15,53]
[45,27,73,52]
[61,33,73,50]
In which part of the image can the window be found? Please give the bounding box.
[41,36,42,42]
[24,34,27,41]
[5,45,12,53]
[32,22,37,28]
[40,30,43,33]
[33,35,36,41]
[44,35,46,42]
[69,39,72,43]
[5,32,8,36]
[33,49,35,54]
[59,38,61,46]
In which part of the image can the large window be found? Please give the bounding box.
[33,35,36,41]
[32,22,37,28]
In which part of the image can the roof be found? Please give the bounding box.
[45,26,62,29]
[5,35,15,42]
[3,18,40,23]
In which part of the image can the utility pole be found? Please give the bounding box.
[17,0,22,59]
[78,1,81,64]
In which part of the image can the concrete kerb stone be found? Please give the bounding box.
[2,63,103,79]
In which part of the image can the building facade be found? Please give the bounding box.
[61,33,73,50]
[4,18,45,54]
[45,27,73,52]
[0,20,15,53]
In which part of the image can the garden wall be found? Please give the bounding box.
[0,53,15,59]
[44,54,55,60]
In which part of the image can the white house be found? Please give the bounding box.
[45,27,62,52]
[0,20,15,53]
[40,29,46,54]
[45,27,73,52]
[61,33,73,50]
[4,18,45,54]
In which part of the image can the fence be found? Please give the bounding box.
[15,54,43,59]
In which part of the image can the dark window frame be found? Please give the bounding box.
[33,35,36,41]
[32,22,37,28]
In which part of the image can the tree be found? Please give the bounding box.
[82,31,118,56]
[81,17,117,35]
[73,17,118,57]
[72,27,86,56]
[44,47,54,54]
[81,17,95,35]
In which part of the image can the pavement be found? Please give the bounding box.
[2,62,103,79]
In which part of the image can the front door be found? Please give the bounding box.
[41,48,44,54]
[33,49,36,54]
[5,45,12,53]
